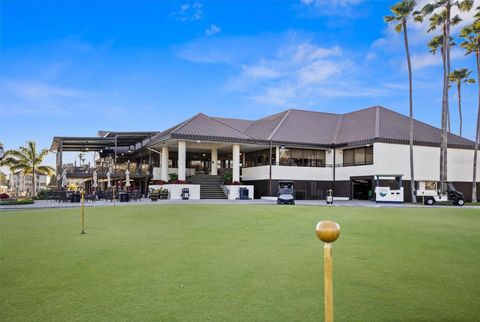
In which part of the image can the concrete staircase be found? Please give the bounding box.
[188,175,227,199]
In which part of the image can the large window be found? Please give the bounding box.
[343,146,373,166]
[279,148,326,167]
[244,149,274,167]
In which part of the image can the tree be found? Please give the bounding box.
[417,0,473,193]
[449,68,475,136]
[428,34,456,132]
[385,0,418,203]
[0,141,54,197]
[460,11,480,202]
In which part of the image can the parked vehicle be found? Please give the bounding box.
[415,181,465,206]
[277,181,295,205]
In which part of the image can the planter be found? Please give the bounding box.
[149,184,200,200]
[150,193,159,201]
[159,192,169,200]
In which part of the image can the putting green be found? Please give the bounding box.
[1,205,479,321]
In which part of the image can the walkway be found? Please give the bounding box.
[1,199,478,211]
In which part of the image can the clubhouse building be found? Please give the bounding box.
[51,106,480,202]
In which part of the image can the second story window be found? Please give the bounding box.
[343,146,373,166]
[279,148,326,167]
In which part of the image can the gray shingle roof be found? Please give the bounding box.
[212,117,254,132]
[148,106,475,149]
[270,109,340,145]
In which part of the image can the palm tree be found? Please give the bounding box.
[460,14,480,202]
[385,0,418,203]
[417,0,473,193]
[1,141,54,197]
[428,34,456,132]
[449,68,475,136]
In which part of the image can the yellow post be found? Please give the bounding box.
[81,191,85,234]
[324,243,333,322]
[316,221,340,322]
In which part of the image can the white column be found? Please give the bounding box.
[178,140,186,181]
[161,146,169,182]
[211,148,218,175]
[232,144,240,182]
[275,146,280,165]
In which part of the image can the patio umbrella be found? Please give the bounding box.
[125,170,131,187]
[92,170,98,189]
[107,169,112,188]
[61,170,68,188]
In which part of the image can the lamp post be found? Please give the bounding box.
[316,220,340,322]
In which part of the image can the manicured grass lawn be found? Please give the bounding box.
[1,205,479,321]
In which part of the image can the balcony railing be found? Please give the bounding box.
[64,164,152,176]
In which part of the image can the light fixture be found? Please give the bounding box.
[202,153,206,157]
[196,140,201,143]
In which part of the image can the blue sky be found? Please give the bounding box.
[0,0,478,168]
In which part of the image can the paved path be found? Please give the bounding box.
[1,199,478,211]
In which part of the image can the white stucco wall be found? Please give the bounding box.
[272,165,332,181]
[335,165,375,181]
[374,143,479,182]
[242,166,270,181]
[242,165,333,181]
[242,143,479,183]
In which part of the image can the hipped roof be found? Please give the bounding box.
[148,106,475,149]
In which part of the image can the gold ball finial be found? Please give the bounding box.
[316,221,340,243]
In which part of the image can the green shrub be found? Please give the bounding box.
[0,198,34,206]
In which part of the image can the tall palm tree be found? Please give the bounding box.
[449,68,475,136]
[385,0,418,203]
[1,141,54,197]
[428,34,456,132]
[417,0,473,193]
[460,14,480,202]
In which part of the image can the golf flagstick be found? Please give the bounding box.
[81,191,86,234]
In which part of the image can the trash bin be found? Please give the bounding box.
[239,187,249,200]
[326,189,333,204]
[71,192,81,203]
[119,192,129,202]
[181,188,190,200]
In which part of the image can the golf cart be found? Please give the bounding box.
[415,181,465,206]
[277,181,295,205]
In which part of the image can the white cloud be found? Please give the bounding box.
[302,0,362,7]
[176,33,406,106]
[300,0,364,16]
[0,80,90,99]
[205,24,221,36]
[173,2,203,21]
[294,44,342,62]
[365,51,376,61]
[411,48,469,70]
[242,65,281,79]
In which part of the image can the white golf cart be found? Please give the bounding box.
[415,181,465,206]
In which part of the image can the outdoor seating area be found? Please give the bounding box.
[47,189,144,203]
